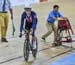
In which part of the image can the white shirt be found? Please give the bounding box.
[0,0,12,12]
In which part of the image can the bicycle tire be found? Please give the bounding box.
[32,37,38,58]
[24,39,30,61]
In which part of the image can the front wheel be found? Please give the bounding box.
[24,39,30,61]
[32,37,38,58]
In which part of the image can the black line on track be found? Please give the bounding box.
[0,46,75,64]
[0,36,75,64]
[0,46,50,64]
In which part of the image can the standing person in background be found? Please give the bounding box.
[42,5,67,46]
[0,0,13,42]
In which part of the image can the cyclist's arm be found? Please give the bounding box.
[32,12,38,29]
[35,16,38,24]
[20,13,26,33]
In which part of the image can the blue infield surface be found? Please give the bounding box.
[49,54,75,65]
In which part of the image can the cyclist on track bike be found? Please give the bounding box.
[19,5,38,40]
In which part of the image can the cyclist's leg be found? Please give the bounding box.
[25,24,30,39]
[32,28,37,50]
[32,28,36,40]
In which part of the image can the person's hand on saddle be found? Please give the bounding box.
[62,17,68,20]
[57,17,67,20]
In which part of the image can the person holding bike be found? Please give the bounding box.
[19,5,38,45]
[42,5,67,46]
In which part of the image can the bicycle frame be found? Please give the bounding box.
[25,31,30,40]
[57,19,75,47]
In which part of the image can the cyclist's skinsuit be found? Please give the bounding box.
[20,11,37,36]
